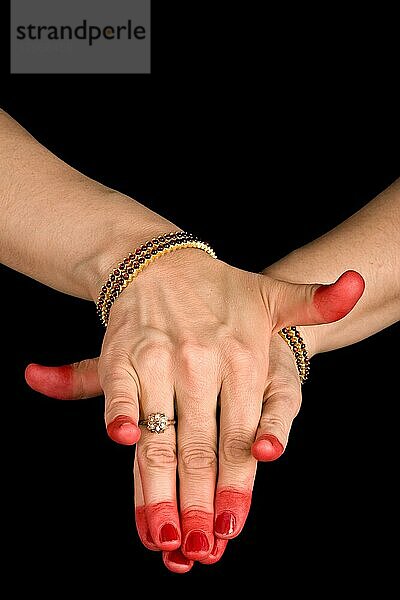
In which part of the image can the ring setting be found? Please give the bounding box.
[139,413,175,434]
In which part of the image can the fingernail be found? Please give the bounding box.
[258,438,274,451]
[185,530,210,554]
[166,550,191,566]
[200,538,229,565]
[160,523,179,543]
[215,511,236,536]
[252,434,284,461]
[120,421,135,430]
[107,416,141,445]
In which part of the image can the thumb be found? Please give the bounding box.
[273,270,365,329]
[25,358,101,400]
[25,357,140,446]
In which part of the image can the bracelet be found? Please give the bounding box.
[278,326,310,384]
[96,231,217,327]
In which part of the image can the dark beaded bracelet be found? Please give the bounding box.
[278,326,310,384]
[96,231,216,327]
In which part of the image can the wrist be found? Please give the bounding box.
[296,325,321,358]
[65,187,179,301]
[81,215,181,302]
[96,236,218,326]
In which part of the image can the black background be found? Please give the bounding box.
[0,2,398,591]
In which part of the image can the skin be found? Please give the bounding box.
[214,488,252,539]
[25,180,400,571]
[252,179,400,459]
[3,109,398,571]
[0,110,364,567]
[265,179,400,355]
[24,345,286,572]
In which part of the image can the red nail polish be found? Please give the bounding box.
[200,538,229,565]
[252,434,284,461]
[166,550,191,566]
[185,530,209,554]
[215,511,236,536]
[160,523,179,543]
[107,416,141,445]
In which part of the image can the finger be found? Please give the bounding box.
[273,270,365,328]
[134,453,159,551]
[199,538,229,565]
[252,390,301,461]
[214,349,264,540]
[162,550,194,574]
[252,337,302,462]
[99,351,141,445]
[175,346,218,561]
[25,358,101,400]
[136,344,181,552]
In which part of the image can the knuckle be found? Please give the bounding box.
[136,340,172,373]
[99,347,136,385]
[177,341,215,392]
[105,397,135,419]
[224,342,264,380]
[139,441,177,469]
[265,387,302,419]
[179,442,217,473]
[100,365,137,392]
[99,347,130,369]
[178,340,214,374]
[268,371,301,396]
[70,360,93,400]
[72,358,98,373]
[221,429,254,464]
[260,412,290,436]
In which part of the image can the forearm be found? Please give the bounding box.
[0,109,176,301]
[264,179,400,354]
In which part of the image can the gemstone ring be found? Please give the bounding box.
[139,413,176,434]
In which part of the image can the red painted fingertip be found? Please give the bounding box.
[252,434,284,461]
[160,523,179,543]
[181,509,214,560]
[185,530,209,554]
[162,550,194,574]
[135,506,159,552]
[214,488,252,540]
[200,538,229,565]
[313,270,365,323]
[107,415,141,445]
[145,502,181,551]
[215,511,236,536]
[160,523,180,545]
[25,363,74,400]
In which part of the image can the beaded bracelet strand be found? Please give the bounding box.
[96,231,216,326]
[278,326,310,384]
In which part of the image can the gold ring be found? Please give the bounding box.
[139,413,176,434]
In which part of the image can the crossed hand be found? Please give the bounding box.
[25,253,363,572]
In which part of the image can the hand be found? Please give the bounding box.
[23,328,315,572]
[25,252,364,569]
